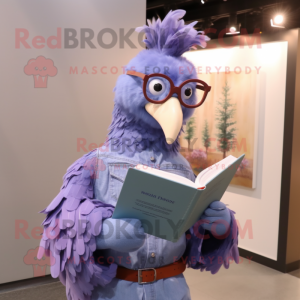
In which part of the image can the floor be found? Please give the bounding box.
[0,259,299,300]
[184,260,300,300]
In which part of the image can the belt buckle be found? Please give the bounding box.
[138,268,157,284]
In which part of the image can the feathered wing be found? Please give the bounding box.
[37,149,117,300]
[184,210,239,274]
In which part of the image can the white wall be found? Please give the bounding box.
[184,41,288,261]
[0,0,146,284]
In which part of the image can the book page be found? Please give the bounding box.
[112,168,199,242]
[135,165,196,188]
[195,155,238,187]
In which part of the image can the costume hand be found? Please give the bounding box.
[96,218,146,252]
[199,201,231,236]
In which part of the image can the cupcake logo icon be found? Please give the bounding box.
[23,246,55,277]
[24,56,58,88]
[83,157,106,179]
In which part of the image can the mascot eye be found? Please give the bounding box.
[35,67,38,70]
[183,87,193,99]
[148,79,166,96]
[43,67,47,70]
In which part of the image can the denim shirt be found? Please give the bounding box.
[92,148,195,300]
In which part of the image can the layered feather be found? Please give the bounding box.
[107,104,183,156]
[136,10,210,57]
[38,150,117,300]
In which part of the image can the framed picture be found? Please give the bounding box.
[179,29,300,273]
[179,71,259,189]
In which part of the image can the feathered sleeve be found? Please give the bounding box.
[37,149,117,300]
[184,210,239,274]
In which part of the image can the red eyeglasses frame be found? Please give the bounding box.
[126,70,211,108]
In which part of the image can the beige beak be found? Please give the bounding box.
[145,97,183,144]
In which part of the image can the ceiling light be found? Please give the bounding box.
[274,15,283,24]
[226,13,240,35]
[271,14,285,28]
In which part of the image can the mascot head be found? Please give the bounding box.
[111,10,210,151]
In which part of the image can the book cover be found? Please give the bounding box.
[112,154,244,242]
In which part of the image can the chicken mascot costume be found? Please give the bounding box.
[38,10,239,300]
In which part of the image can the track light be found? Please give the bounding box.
[274,15,283,24]
[227,27,240,35]
[226,13,240,35]
[271,14,285,28]
[201,0,206,4]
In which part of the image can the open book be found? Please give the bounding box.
[112,154,244,242]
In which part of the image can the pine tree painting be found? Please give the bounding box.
[215,81,237,159]
[184,117,195,151]
[202,120,211,154]
[179,70,258,189]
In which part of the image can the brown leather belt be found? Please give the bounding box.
[116,259,186,284]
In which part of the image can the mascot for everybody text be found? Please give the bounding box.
[38,10,239,300]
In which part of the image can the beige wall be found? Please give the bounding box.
[0,0,146,284]
[286,29,300,265]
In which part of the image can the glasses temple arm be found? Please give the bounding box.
[126,70,146,80]
[196,84,211,92]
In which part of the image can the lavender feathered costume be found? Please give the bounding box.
[38,10,239,300]
[37,150,117,299]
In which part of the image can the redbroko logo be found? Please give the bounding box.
[23,246,55,277]
[15,28,143,49]
[15,28,262,50]
[24,56,58,88]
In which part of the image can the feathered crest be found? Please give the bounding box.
[136,9,210,57]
